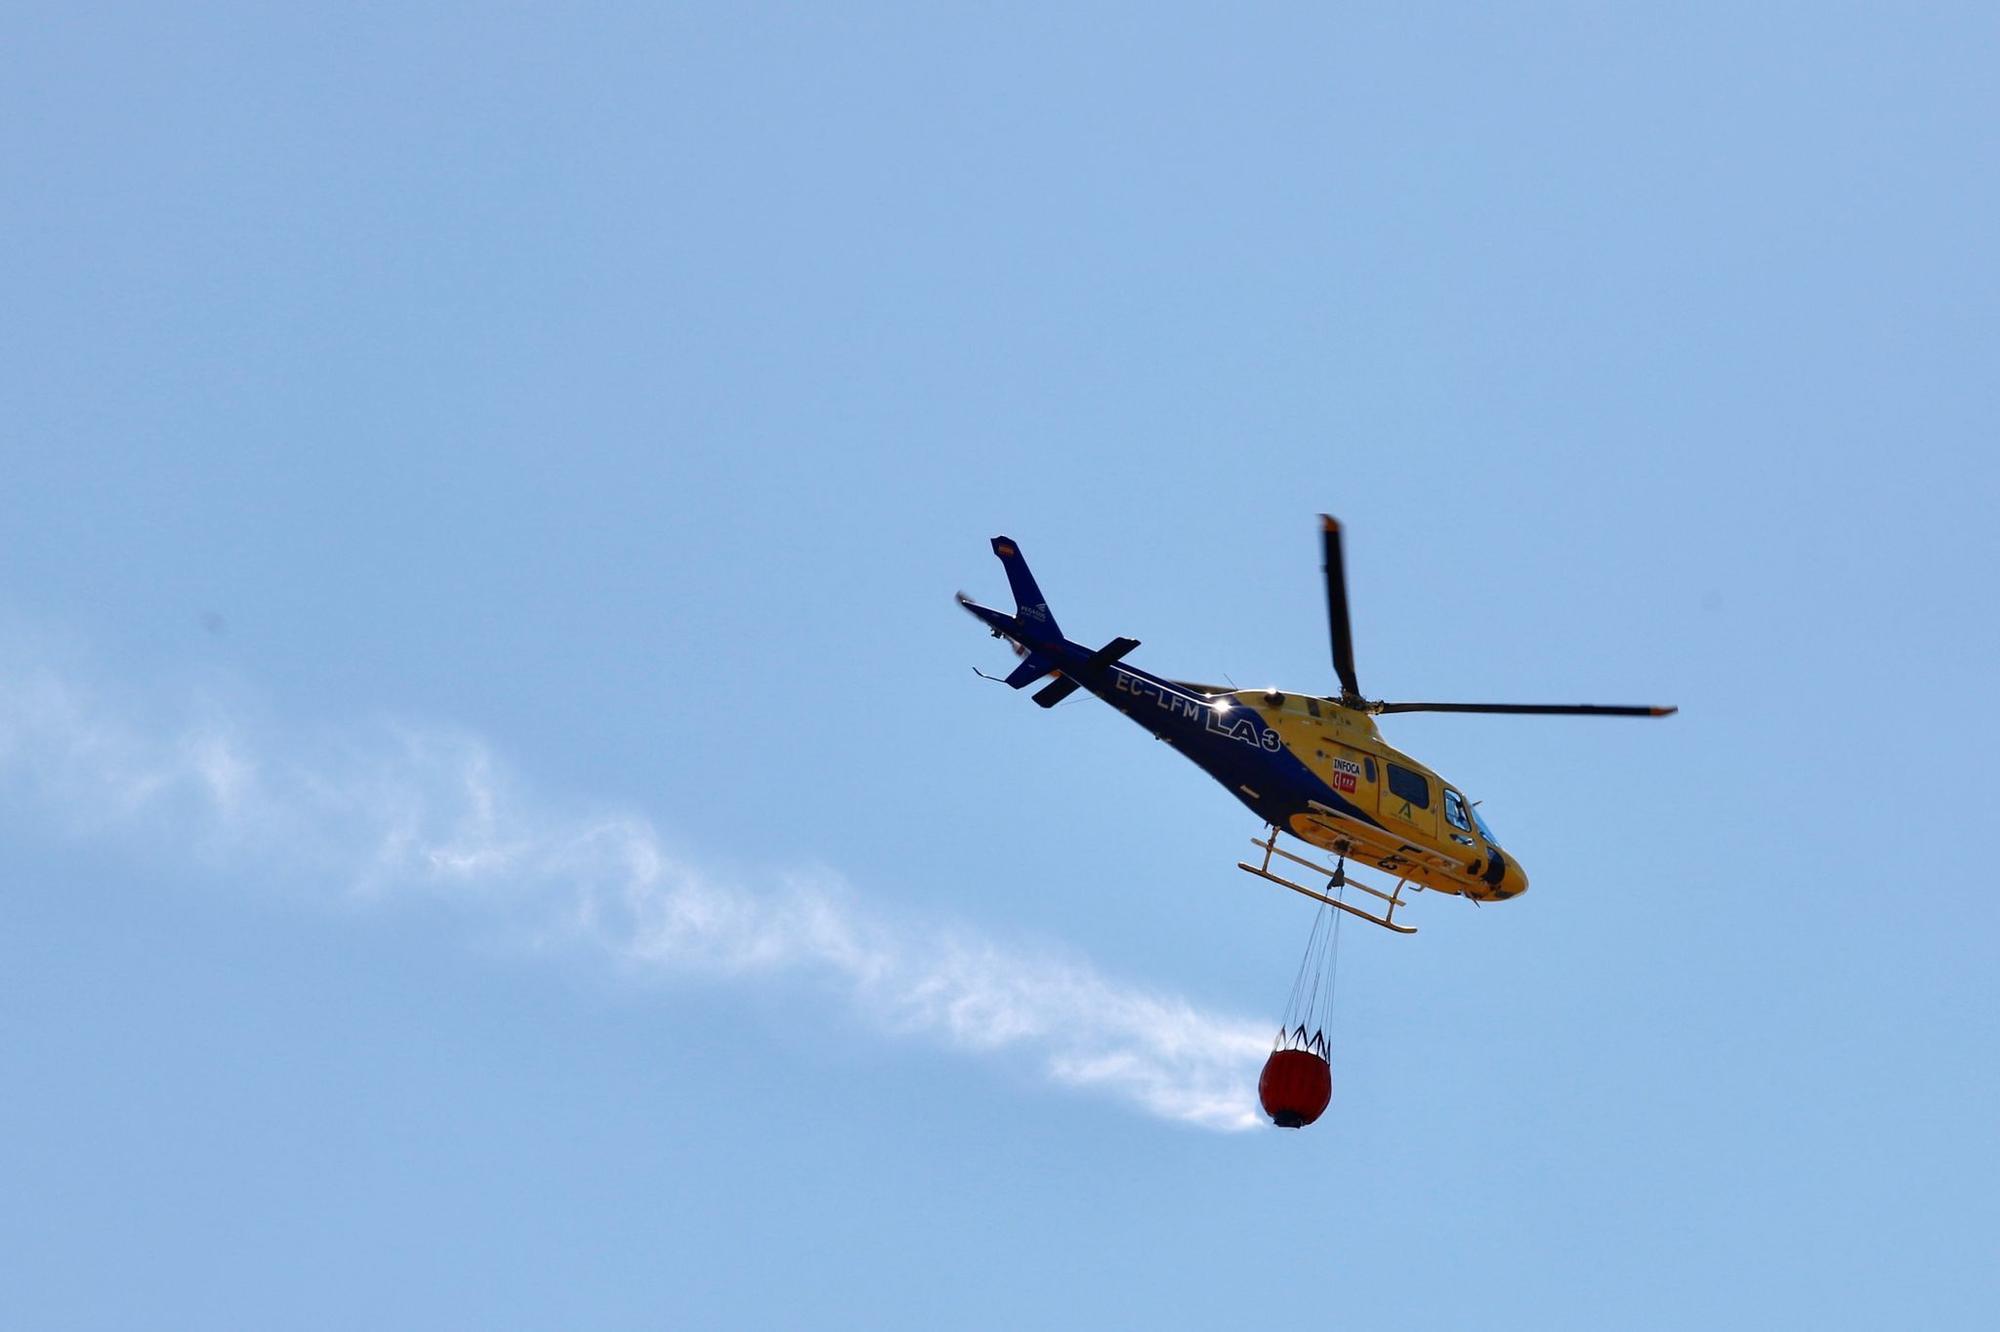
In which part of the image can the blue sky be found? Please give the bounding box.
[4,4,1996,1327]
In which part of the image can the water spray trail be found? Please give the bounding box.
[0,652,1268,1130]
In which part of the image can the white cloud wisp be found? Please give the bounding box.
[0,657,1270,1131]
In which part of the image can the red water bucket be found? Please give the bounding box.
[1258,1048,1332,1128]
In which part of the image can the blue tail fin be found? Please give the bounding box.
[990,537,1062,641]
[958,537,1082,692]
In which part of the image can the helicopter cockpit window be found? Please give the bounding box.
[1444,788,1471,832]
[1469,801,1498,844]
[1385,763,1430,809]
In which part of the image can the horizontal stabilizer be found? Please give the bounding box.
[1004,651,1058,689]
[1032,635,1139,709]
[1031,675,1082,708]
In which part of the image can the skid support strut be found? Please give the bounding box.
[1237,825,1420,934]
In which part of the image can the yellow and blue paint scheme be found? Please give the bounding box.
[959,536,1526,905]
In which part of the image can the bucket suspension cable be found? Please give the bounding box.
[1260,881,1344,1128]
[1274,874,1346,1052]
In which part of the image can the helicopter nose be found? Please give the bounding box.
[1472,849,1529,901]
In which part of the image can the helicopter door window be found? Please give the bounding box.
[1444,788,1471,832]
[1385,763,1431,809]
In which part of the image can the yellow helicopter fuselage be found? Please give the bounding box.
[1224,689,1526,901]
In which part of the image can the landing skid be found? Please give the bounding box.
[1237,825,1421,935]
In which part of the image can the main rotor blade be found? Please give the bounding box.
[1373,702,1678,717]
[1321,515,1361,700]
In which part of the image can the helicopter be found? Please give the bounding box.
[957,516,1675,934]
